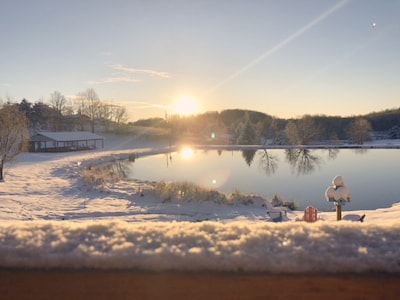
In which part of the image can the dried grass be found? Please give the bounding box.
[150,181,262,205]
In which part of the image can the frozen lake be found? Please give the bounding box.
[120,148,400,211]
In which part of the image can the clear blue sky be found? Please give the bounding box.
[1,0,399,121]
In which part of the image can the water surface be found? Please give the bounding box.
[120,148,400,211]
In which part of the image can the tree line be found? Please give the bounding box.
[1,88,128,134]
[133,108,400,145]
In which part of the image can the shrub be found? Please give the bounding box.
[151,181,228,204]
[82,165,119,191]
[150,181,266,206]
[271,193,297,210]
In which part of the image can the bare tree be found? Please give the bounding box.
[94,102,129,133]
[73,93,87,130]
[347,118,372,144]
[77,88,100,133]
[112,105,128,133]
[285,115,320,145]
[47,91,67,131]
[95,102,110,132]
[284,121,299,144]
[49,91,67,115]
[62,98,75,116]
[0,104,29,180]
[98,102,116,132]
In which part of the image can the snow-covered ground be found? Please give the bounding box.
[0,134,399,272]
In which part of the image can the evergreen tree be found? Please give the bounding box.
[236,113,257,145]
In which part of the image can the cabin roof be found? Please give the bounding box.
[31,131,104,142]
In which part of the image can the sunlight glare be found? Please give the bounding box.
[173,96,198,116]
[180,146,195,160]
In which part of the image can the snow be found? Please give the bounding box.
[32,131,104,142]
[325,175,351,204]
[1,134,400,273]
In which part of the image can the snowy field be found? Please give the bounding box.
[1,134,400,273]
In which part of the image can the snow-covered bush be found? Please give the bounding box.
[271,193,298,210]
[82,166,120,191]
[226,192,265,206]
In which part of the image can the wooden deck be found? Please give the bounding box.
[1,269,399,300]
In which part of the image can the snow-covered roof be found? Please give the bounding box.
[31,131,104,142]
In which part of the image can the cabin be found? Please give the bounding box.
[29,131,104,152]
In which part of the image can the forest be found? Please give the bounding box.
[132,107,400,145]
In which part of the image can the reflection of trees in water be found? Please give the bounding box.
[327,148,340,160]
[258,149,278,175]
[110,148,342,179]
[241,149,257,166]
[285,149,321,175]
[107,160,131,178]
[353,148,368,155]
[165,152,172,167]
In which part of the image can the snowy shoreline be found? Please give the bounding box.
[1,135,400,272]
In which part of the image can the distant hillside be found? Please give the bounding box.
[129,107,400,144]
[364,108,400,131]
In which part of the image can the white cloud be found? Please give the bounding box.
[87,64,171,85]
[110,64,171,79]
[88,77,141,85]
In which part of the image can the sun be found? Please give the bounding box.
[173,96,198,116]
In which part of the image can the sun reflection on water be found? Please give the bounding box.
[179,147,195,160]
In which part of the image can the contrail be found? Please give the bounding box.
[204,0,350,96]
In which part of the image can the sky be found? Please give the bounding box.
[1,0,399,121]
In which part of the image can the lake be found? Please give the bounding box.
[118,147,400,211]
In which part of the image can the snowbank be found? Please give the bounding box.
[1,220,399,273]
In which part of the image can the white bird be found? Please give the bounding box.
[371,22,376,28]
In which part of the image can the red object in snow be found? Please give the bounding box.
[304,206,318,222]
